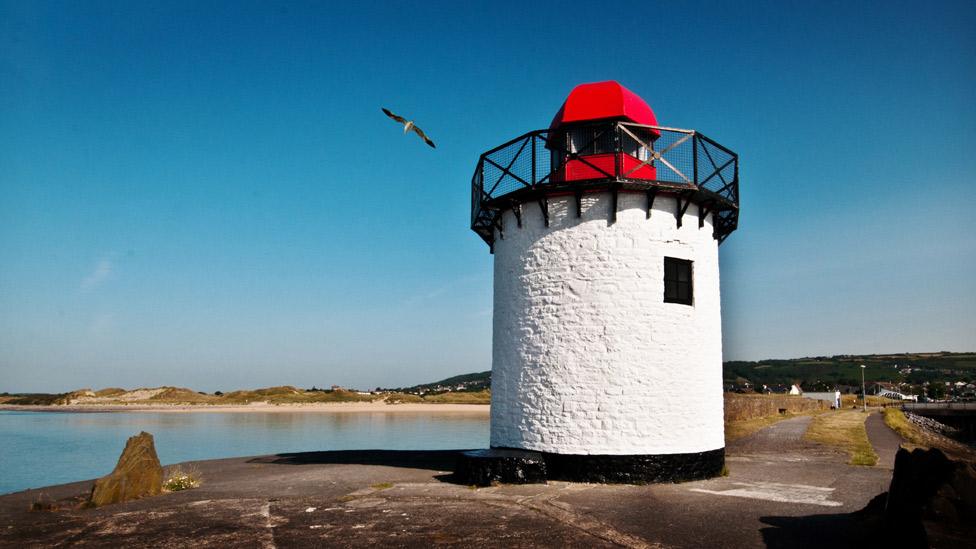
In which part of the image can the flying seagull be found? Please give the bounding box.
[382,108,436,148]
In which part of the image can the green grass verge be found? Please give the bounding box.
[881,408,926,445]
[804,410,878,466]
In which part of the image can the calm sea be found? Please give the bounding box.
[0,410,489,495]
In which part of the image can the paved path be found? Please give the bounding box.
[864,412,904,469]
[0,418,897,548]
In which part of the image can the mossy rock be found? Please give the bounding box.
[90,432,163,506]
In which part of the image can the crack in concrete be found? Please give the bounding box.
[255,500,277,549]
[497,488,665,549]
[334,482,661,548]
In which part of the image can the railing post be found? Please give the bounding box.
[614,123,621,178]
[692,133,699,188]
[471,164,481,228]
[733,154,739,203]
[531,134,536,187]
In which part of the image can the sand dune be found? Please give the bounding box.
[0,400,488,414]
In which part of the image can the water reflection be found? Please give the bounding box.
[0,410,489,494]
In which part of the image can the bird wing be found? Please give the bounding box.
[382,108,407,124]
[410,125,436,148]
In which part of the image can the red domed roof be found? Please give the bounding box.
[550,81,658,132]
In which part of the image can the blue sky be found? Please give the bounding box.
[1,1,974,392]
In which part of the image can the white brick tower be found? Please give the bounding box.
[469,81,739,482]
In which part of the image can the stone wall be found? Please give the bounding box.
[905,411,962,437]
[723,393,827,423]
[490,192,724,456]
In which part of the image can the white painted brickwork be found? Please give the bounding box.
[490,192,725,455]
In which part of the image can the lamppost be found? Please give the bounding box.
[860,364,867,412]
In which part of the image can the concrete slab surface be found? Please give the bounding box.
[0,417,900,548]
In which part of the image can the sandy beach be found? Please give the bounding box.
[0,401,490,414]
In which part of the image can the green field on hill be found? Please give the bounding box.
[724,352,975,394]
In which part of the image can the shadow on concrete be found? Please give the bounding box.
[759,508,903,549]
[759,513,863,549]
[247,449,473,476]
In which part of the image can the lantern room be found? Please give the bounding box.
[470,80,740,249]
[549,81,660,182]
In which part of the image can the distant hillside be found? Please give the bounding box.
[0,386,378,406]
[391,352,975,399]
[0,381,492,407]
[724,352,975,398]
[382,371,491,395]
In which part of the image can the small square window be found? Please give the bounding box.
[664,257,693,305]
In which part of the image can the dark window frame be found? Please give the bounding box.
[664,257,693,305]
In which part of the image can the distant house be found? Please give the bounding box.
[874,386,919,402]
[867,382,918,401]
[869,382,898,395]
[878,390,918,402]
[728,378,753,393]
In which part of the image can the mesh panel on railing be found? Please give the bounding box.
[696,138,736,201]
[618,127,656,164]
[483,136,533,199]
[533,135,552,184]
[650,129,695,185]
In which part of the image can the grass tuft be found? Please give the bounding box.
[370,482,393,490]
[163,464,202,491]
[29,493,57,512]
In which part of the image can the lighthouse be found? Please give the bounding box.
[464,81,740,483]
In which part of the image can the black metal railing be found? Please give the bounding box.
[470,121,739,248]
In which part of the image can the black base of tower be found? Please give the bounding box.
[543,447,725,484]
[454,447,724,486]
[453,448,549,486]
